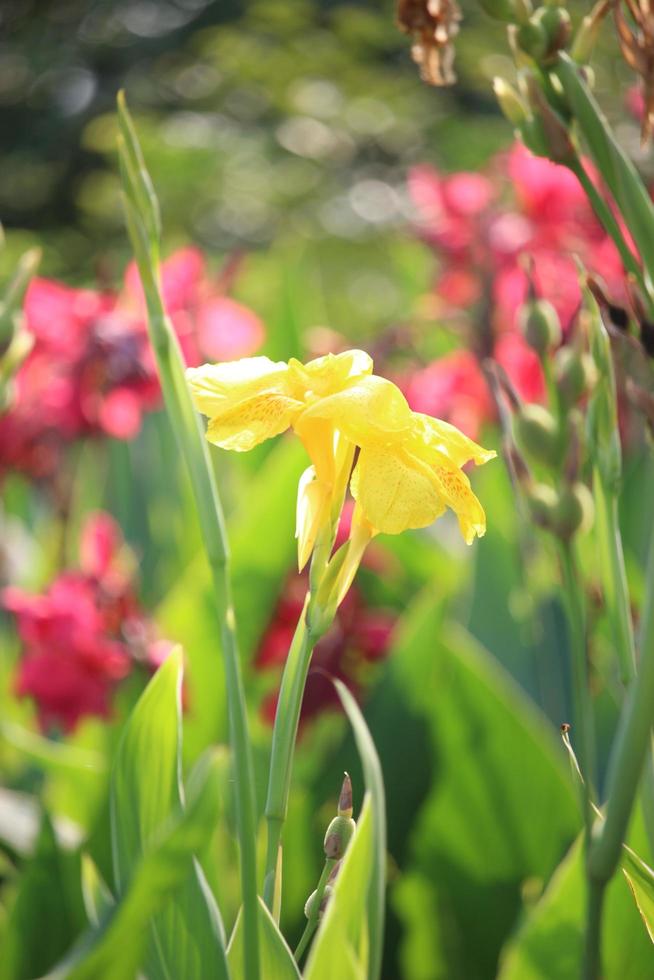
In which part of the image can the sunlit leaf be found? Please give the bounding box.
[227,897,301,980]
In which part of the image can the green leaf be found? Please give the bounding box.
[335,680,386,980]
[110,647,228,979]
[498,812,654,979]
[304,794,375,980]
[227,897,301,980]
[0,812,85,980]
[385,593,578,979]
[622,845,654,944]
[81,854,114,928]
[50,752,226,980]
[556,54,654,305]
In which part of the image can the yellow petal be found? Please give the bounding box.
[350,446,445,535]
[288,349,373,398]
[429,449,487,544]
[206,392,302,451]
[295,466,330,571]
[299,375,413,448]
[186,356,289,417]
[410,413,496,468]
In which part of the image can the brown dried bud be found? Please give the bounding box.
[615,0,654,143]
[397,0,462,85]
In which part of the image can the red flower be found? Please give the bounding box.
[403,350,493,440]
[0,248,266,481]
[3,512,170,732]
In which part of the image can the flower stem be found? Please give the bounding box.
[557,540,596,828]
[263,596,315,913]
[588,531,654,884]
[294,858,336,963]
[116,93,260,980]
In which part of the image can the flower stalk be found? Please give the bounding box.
[116,92,260,980]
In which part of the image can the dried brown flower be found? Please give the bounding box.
[615,0,654,142]
[397,0,462,86]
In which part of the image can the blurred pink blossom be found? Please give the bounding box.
[3,512,172,732]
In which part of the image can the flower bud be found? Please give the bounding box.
[338,772,353,818]
[519,299,562,355]
[513,404,561,467]
[517,17,548,60]
[479,0,531,24]
[554,347,598,405]
[324,814,356,859]
[527,482,558,528]
[304,885,333,920]
[552,482,594,539]
[537,6,571,58]
[493,77,529,125]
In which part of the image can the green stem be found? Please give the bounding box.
[567,157,646,300]
[593,470,654,857]
[294,859,336,963]
[593,471,635,686]
[583,877,605,980]
[558,540,596,828]
[117,96,260,980]
[589,531,654,884]
[263,598,316,913]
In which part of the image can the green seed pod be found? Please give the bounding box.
[324,814,356,859]
[537,5,572,58]
[513,404,561,467]
[552,482,594,539]
[517,17,548,60]
[527,482,558,529]
[554,348,598,405]
[519,299,562,355]
[304,885,333,920]
[479,0,531,24]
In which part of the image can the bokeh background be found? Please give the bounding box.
[2,1,654,978]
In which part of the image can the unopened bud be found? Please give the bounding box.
[571,0,610,63]
[304,885,333,920]
[523,76,574,161]
[552,482,594,538]
[479,0,531,23]
[513,404,561,467]
[493,78,529,126]
[554,347,598,405]
[517,17,548,60]
[537,6,571,58]
[324,814,356,859]
[527,482,558,528]
[520,298,561,354]
[338,772,353,818]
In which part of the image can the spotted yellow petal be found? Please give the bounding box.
[299,375,413,447]
[206,392,303,451]
[350,446,446,535]
[186,356,289,417]
[429,448,487,543]
[410,414,496,468]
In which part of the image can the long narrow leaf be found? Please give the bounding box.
[334,681,386,980]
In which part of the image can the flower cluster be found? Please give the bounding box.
[404,141,626,437]
[187,349,495,590]
[0,248,264,480]
[2,512,171,732]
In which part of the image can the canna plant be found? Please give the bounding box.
[430,0,654,969]
[41,92,496,979]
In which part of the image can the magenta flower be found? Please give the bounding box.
[3,512,171,733]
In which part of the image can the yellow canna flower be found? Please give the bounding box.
[187,349,495,563]
[299,373,495,543]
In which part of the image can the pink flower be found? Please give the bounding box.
[3,512,171,732]
[403,350,493,440]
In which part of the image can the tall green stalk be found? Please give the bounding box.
[585,530,654,976]
[262,599,316,912]
[116,93,260,980]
